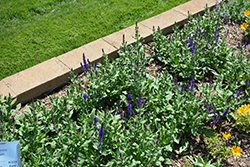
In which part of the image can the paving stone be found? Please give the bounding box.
[0,81,16,98]
[139,9,188,35]
[57,38,117,74]
[172,0,217,16]
[2,58,70,104]
[103,23,152,49]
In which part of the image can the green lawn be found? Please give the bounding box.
[0,0,190,80]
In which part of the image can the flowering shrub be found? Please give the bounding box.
[204,133,232,159]
[231,104,250,134]
[240,10,250,36]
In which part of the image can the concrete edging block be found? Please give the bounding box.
[0,81,16,99]
[57,38,117,75]
[173,0,218,17]
[139,9,188,36]
[103,23,152,49]
[2,58,71,104]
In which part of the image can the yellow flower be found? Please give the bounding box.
[222,132,231,140]
[244,10,250,16]
[241,23,248,29]
[237,104,250,115]
[213,125,217,130]
[231,145,242,156]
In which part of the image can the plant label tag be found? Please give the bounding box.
[0,141,21,167]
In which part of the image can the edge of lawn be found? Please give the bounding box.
[0,0,221,105]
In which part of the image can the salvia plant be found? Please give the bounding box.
[0,1,250,166]
[216,0,250,23]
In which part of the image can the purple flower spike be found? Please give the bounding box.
[244,43,247,49]
[120,153,123,161]
[190,79,195,92]
[247,79,250,87]
[214,28,218,36]
[223,107,230,117]
[121,113,124,117]
[83,93,88,101]
[128,104,132,115]
[207,103,213,113]
[203,100,207,108]
[174,78,178,87]
[216,113,220,122]
[117,100,121,109]
[180,87,185,93]
[204,31,207,37]
[12,117,15,125]
[52,118,56,129]
[211,113,220,126]
[236,87,242,99]
[98,123,104,150]
[216,36,219,43]
[138,93,144,107]
[127,93,132,103]
[74,154,78,163]
[188,35,193,47]
[94,63,97,70]
[194,27,199,38]
[135,61,139,71]
[156,133,160,144]
[192,42,196,55]
[93,116,98,129]
[209,76,213,87]
[64,99,67,111]
[80,54,89,72]
[212,107,217,116]
[99,123,104,139]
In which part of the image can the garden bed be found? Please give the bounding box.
[2,1,250,166]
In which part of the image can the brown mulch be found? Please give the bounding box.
[16,19,250,166]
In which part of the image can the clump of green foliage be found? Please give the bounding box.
[216,0,250,23]
[204,133,232,160]
[231,104,250,134]
[0,1,250,166]
[187,155,222,167]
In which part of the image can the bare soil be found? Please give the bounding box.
[17,19,250,166]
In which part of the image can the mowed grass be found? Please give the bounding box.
[0,0,190,80]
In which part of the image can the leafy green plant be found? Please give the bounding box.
[0,1,250,166]
[216,0,250,23]
[151,7,229,81]
[204,133,232,159]
[187,155,222,167]
[181,157,194,167]
[231,104,250,134]
[240,10,250,36]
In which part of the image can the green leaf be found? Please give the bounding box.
[191,127,198,137]
[179,139,189,154]
[164,158,172,165]
[198,127,216,137]
[164,145,172,152]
